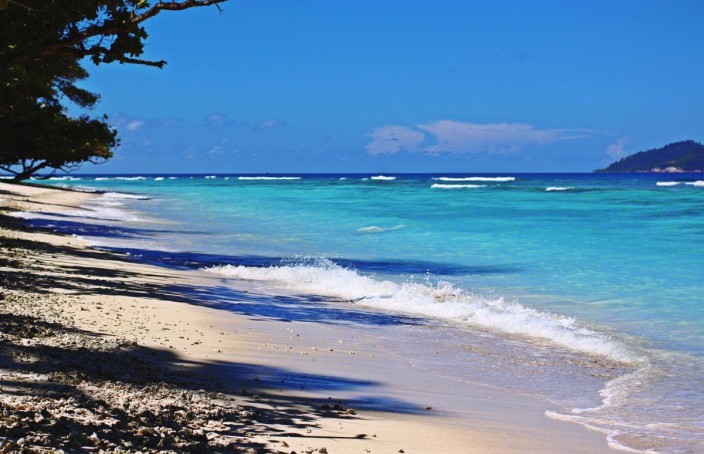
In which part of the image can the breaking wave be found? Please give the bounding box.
[102,192,151,200]
[433,176,516,182]
[94,176,147,181]
[355,224,406,233]
[546,187,574,191]
[238,176,302,180]
[431,183,485,189]
[205,258,639,363]
[46,176,83,181]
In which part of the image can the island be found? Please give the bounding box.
[595,140,704,173]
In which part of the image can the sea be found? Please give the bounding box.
[23,173,704,452]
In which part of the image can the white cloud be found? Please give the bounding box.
[365,125,426,155]
[606,136,630,159]
[202,115,285,131]
[203,112,234,129]
[125,120,145,131]
[253,119,286,130]
[365,120,593,155]
[110,112,182,132]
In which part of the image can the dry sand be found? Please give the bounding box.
[0,181,612,453]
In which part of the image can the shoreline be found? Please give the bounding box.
[0,181,612,453]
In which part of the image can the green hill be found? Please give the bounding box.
[595,140,704,173]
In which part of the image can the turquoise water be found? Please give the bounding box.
[36,173,704,452]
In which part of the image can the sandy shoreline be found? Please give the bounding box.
[0,181,612,453]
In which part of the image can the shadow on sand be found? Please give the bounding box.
[0,209,427,451]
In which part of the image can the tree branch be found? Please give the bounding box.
[133,0,227,25]
[118,56,167,68]
[39,0,227,59]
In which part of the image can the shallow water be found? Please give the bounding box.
[35,173,704,452]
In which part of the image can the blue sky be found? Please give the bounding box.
[79,0,704,173]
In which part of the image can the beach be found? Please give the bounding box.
[0,181,617,452]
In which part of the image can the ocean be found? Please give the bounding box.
[29,173,704,452]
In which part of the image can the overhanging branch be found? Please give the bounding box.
[39,0,228,59]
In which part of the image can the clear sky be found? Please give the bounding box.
[79,0,704,173]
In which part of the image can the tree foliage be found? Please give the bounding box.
[0,0,227,181]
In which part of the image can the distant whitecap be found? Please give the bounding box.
[433,176,515,182]
[47,176,82,181]
[238,176,302,180]
[546,187,574,191]
[356,224,406,233]
[431,183,484,189]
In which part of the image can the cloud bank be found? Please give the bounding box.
[202,113,286,131]
[365,125,425,155]
[110,113,183,132]
[366,120,592,155]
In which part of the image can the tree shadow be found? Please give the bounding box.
[13,216,201,241]
[0,309,420,452]
[0,206,430,451]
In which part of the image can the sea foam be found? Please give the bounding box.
[205,258,637,362]
[46,176,83,181]
[685,180,704,187]
[370,175,396,180]
[433,176,516,182]
[94,176,147,181]
[546,187,574,191]
[656,181,680,187]
[431,183,485,189]
[102,192,151,200]
[238,176,302,180]
[356,224,406,233]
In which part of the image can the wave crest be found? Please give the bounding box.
[431,183,484,189]
[433,176,515,182]
[205,258,638,362]
[238,176,302,180]
[546,187,574,191]
[356,224,406,233]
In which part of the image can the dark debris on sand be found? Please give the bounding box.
[0,227,264,453]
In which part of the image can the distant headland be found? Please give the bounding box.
[595,140,704,173]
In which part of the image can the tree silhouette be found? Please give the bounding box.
[0,0,227,181]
